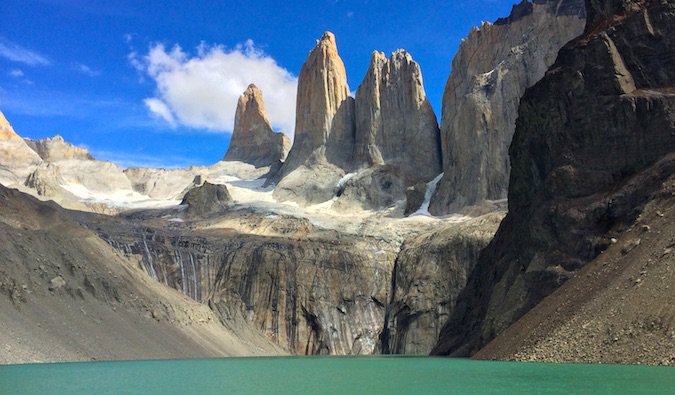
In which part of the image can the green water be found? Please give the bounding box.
[0,357,672,394]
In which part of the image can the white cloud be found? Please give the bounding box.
[133,40,297,138]
[144,97,176,125]
[0,39,51,66]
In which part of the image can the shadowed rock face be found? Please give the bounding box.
[354,50,442,183]
[181,182,233,217]
[433,0,675,357]
[25,135,95,162]
[223,84,291,168]
[380,213,503,355]
[429,0,586,214]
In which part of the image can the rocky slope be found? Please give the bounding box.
[0,185,282,364]
[271,32,355,205]
[474,173,675,365]
[430,0,586,214]
[433,0,675,358]
[223,84,291,167]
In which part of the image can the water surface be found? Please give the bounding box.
[1,357,672,394]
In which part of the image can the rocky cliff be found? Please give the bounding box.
[0,110,42,185]
[223,84,291,167]
[429,0,586,214]
[25,135,95,162]
[354,50,442,183]
[93,216,399,355]
[380,213,502,355]
[433,0,675,357]
[271,32,355,205]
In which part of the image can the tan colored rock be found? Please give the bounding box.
[272,32,355,205]
[223,84,291,167]
[0,111,43,185]
[354,49,441,183]
[0,110,22,141]
[430,0,586,214]
[25,135,94,162]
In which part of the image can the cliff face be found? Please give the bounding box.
[380,213,502,355]
[0,111,42,184]
[25,135,95,162]
[433,0,675,356]
[429,0,586,214]
[354,50,442,183]
[271,32,355,205]
[95,220,398,355]
[223,84,291,167]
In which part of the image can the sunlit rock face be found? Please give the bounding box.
[271,32,355,206]
[25,135,95,162]
[0,110,43,185]
[224,84,290,168]
[354,49,442,184]
[430,0,586,214]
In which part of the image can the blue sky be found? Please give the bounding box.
[1,0,516,168]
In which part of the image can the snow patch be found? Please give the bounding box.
[411,173,444,217]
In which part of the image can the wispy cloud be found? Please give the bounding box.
[131,40,297,138]
[8,68,24,78]
[73,62,100,77]
[0,39,51,66]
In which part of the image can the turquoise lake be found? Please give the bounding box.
[1,357,673,394]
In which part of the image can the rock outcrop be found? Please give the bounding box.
[271,32,355,205]
[380,213,503,355]
[0,111,42,185]
[223,84,291,167]
[25,135,94,162]
[181,181,233,217]
[429,0,586,214]
[354,50,442,183]
[433,0,675,357]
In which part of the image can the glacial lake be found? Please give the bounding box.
[1,357,673,394]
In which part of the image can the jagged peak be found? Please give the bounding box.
[0,110,21,141]
[316,31,337,49]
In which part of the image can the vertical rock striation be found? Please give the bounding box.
[271,32,355,205]
[430,0,586,214]
[223,84,291,167]
[354,50,442,183]
[433,0,675,356]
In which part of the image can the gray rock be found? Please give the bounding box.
[434,0,675,356]
[223,84,291,167]
[404,182,427,216]
[271,32,355,204]
[49,276,66,291]
[430,0,586,214]
[354,50,442,183]
[181,182,233,217]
